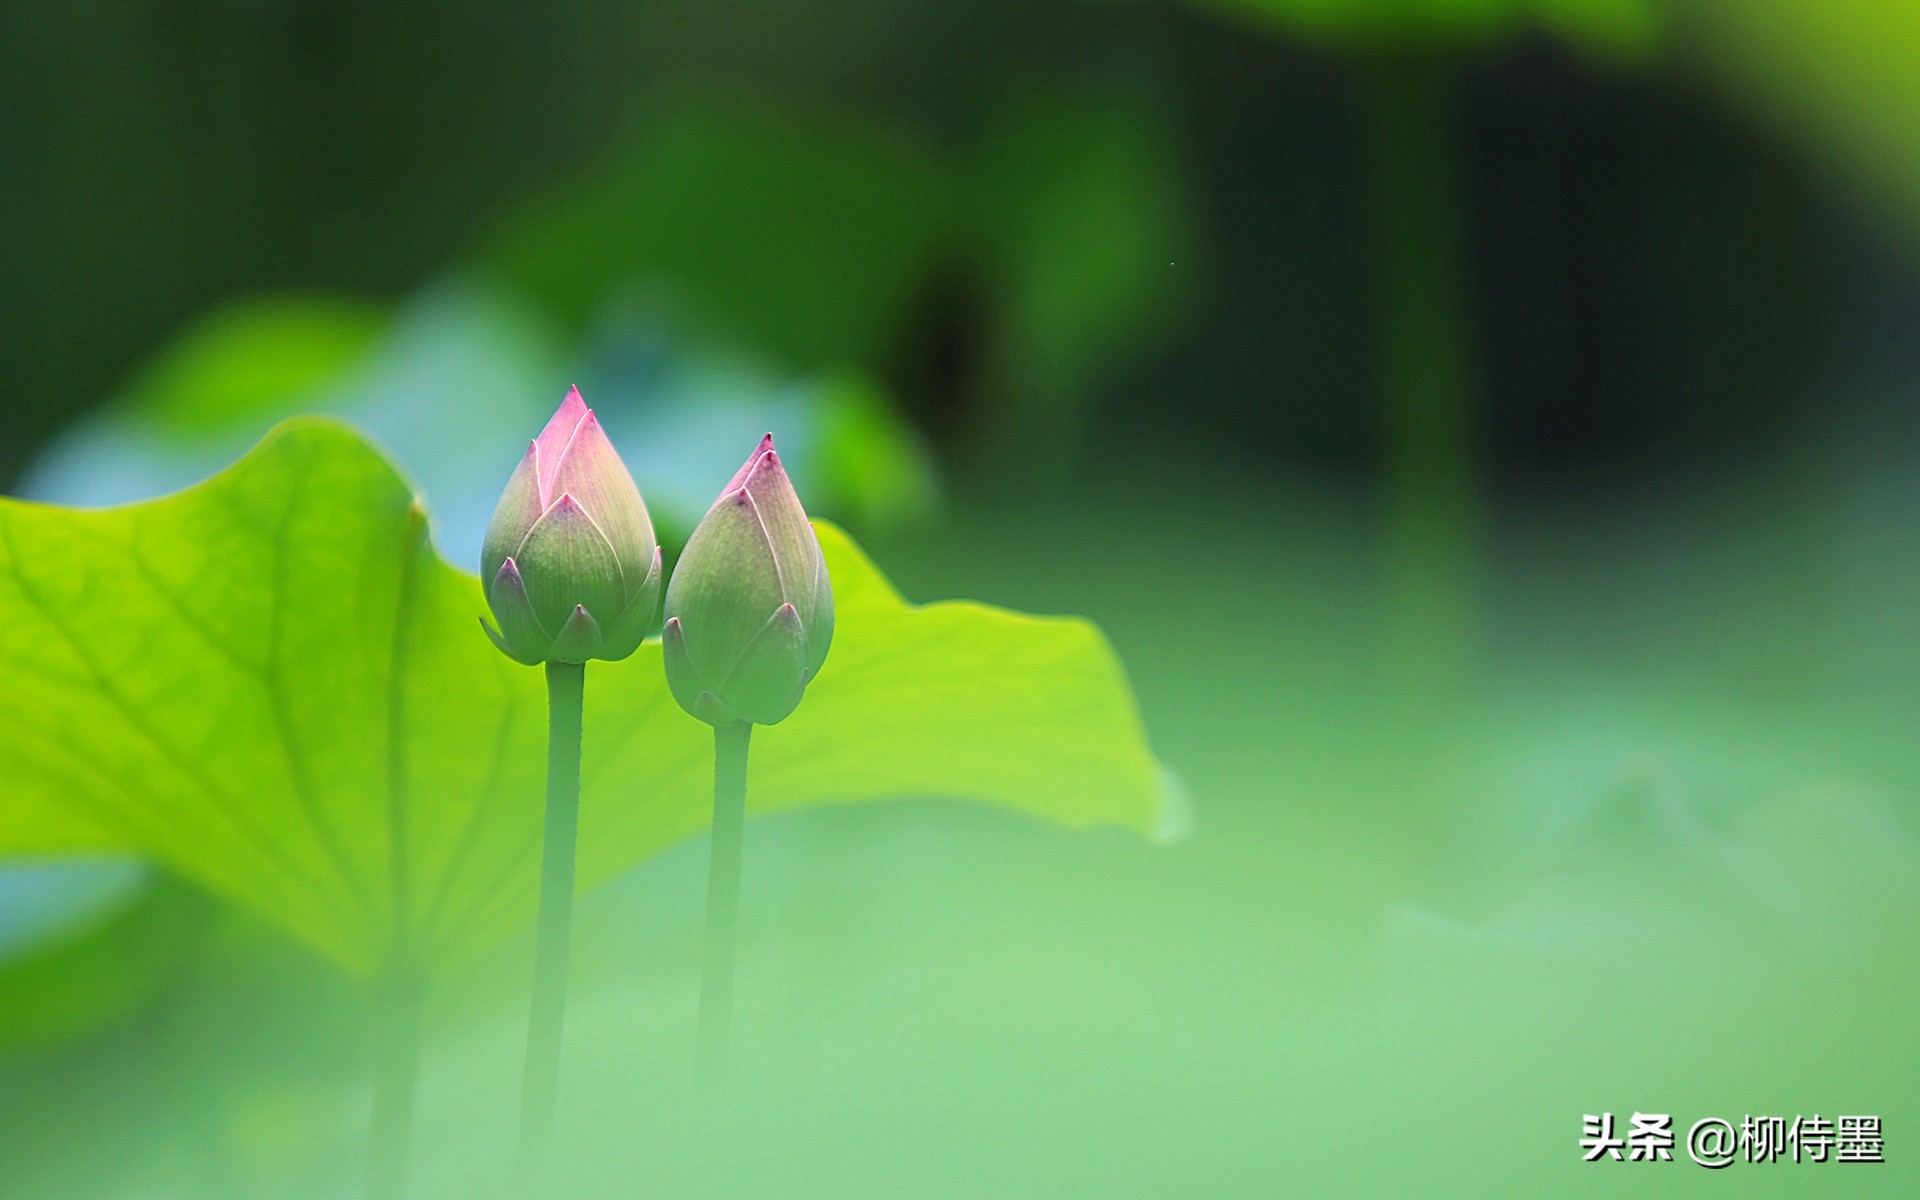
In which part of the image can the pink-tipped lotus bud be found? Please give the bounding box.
[480,387,662,664]
[662,434,833,726]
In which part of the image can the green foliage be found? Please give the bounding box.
[116,296,390,438]
[1180,0,1663,59]
[967,91,1193,458]
[477,90,1198,465]
[809,372,940,531]
[1689,0,1920,253]
[31,284,941,544]
[0,421,1169,978]
[485,103,950,369]
[0,874,199,1052]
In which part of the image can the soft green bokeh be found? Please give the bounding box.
[1689,0,1920,255]
[485,102,950,370]
[965,90,1194,461]
[114,297,391,439]
[1177,0,1663,58]
[24,284,940,550]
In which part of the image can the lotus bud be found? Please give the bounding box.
[663,434,833,726]
[480,387,662,664]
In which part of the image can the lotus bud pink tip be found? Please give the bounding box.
[480,387,660,664]
[663,433,834,726]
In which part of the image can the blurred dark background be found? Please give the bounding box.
[1,0,1890,496]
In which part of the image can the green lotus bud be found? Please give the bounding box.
[663,434,833,726]
[480,387,662,665]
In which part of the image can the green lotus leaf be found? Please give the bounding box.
[0,420,1174,976]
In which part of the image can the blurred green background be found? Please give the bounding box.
[3,0,1919,1195]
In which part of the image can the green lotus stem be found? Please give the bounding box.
[482,389,657,1182]
[698,720,753,1074]
[364,973,424,1200]
[1366,52,1478,703]
[518,659,585,1184]
[667,433,832,1075]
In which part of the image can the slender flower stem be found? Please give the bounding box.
[698,720,753,1076]
[519,660,586,1190]
[364,972,424,1200]
[1366,52,1478,709]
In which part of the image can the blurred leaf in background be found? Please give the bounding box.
[1176,0,1662,58]
[486,88,1200,474]
[22,281,939,558]
[564,298,938,543]
[19,286,568,542]
[119,297,391,441]
[0,863,188,1053]
[1687,0,1920,257]
[20,86,1205,527]
[485,100,951,371]
[964,87,1196,466]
